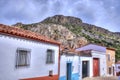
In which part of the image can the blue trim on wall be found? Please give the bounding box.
[72,73,79,80]
[67,61,72,63]
[59,73,79,80]
[59,76,66,80]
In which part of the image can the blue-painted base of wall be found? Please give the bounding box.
[59,73,79,80]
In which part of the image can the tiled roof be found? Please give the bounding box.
[0,24,60,45]
[60,45,78,55]
[106,47,115,51]
[76,44,106,52]
[116,61,120,64]
[79,50,92,57]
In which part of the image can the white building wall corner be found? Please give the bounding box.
[0,35,59,80]
[92,51,107,77]
[79,57,93,80]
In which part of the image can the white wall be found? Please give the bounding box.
[0,34,59,80]
[60,55,67,77]
[115,64,120,73]
[60,55,79,77]
[79,57,93,80]
[92,50,107,76]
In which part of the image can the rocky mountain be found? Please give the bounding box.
[13,15,120,61]
[13,22,88,49]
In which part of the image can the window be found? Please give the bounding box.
[46,49,54,64]
[112,57,115,63]
[108,54,111,61]
[49,70,53,76]
[109,67,112,74]
[16,49,31,68]
[118,66,120,69]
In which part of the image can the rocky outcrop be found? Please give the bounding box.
[42,15,120,39]
[42,15,83,26]
[13,23,88,49]
[42,15,120,43]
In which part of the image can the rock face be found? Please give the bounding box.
[13,15,120,60]
[41,15,120,44]
[42,15,82,26]
[13,23,87,49]
[43,15,120,37]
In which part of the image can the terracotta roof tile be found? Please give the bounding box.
[60,45,78,55]
[116,61,120,64]
[0,24,60,45]
[78,50,92,57]
[106,47,115,51]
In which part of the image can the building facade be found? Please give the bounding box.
[60,44,108,80]
[59,49,79,80]
[115,61,120,76]
[92,50,107,77]
[76,50,92,80]
[106,48,115,76]
[76,44,108,78]
[0,24,60,80]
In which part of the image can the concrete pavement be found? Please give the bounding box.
[82,76,118,80]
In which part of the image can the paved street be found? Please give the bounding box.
[82,76,118,80]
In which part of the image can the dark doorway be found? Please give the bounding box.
[67,62,72,80]
[113,67,114,76]
[82,61,88,78]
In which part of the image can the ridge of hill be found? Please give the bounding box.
[13,15,120,61]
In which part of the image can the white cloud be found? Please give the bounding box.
[0,0,120,32]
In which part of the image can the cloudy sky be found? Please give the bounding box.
[0,0,120,32]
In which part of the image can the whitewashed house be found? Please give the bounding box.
[59,48,93,80]
[0,24,60,80]
[59,48,79,80]
[60,44,108,80]
[76,44,107,79]
[78,50,93,80]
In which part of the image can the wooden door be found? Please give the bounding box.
[82,61,88,78]
[93,58,99,77]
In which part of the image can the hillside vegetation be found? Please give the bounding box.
[13,15,120,61]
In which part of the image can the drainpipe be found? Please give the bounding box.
[78,53,81,80]
[58,45,60,80]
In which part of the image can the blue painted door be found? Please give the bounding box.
[67,62,72,80]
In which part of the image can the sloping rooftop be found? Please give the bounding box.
[79,50,92,57]
[0,24,60,45]
[116,60,120,64]
[76,44,106,52]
